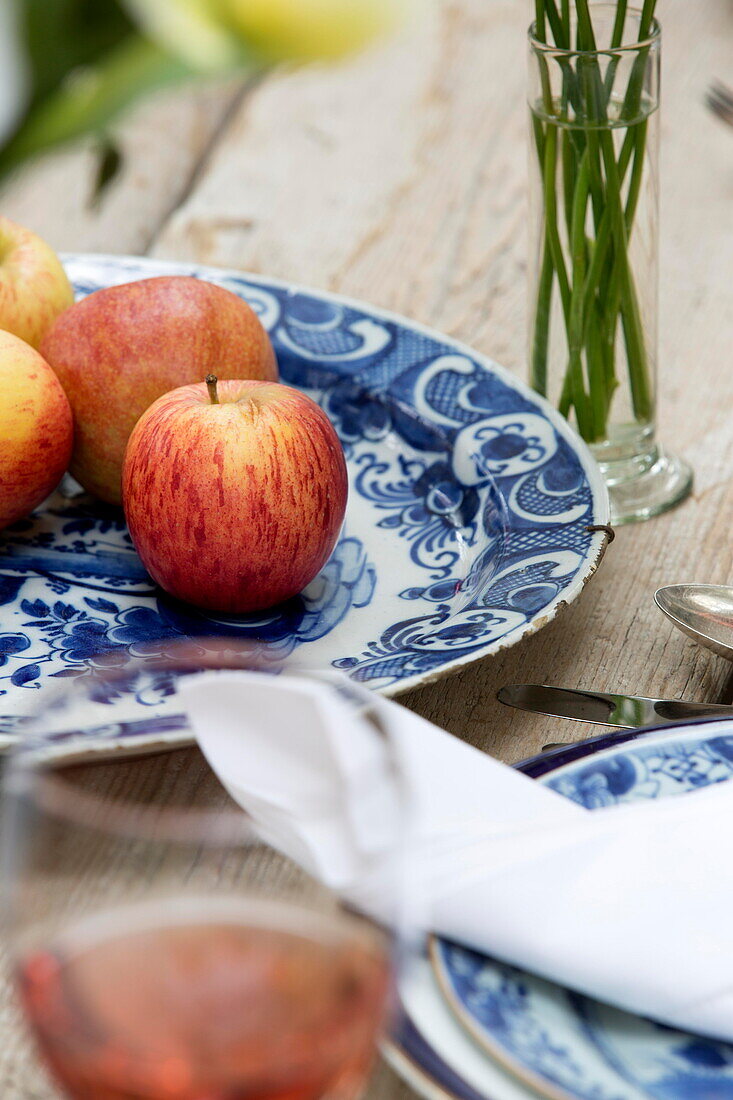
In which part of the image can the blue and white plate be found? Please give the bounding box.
[0,253,608,756]
[389,958,540,1100]
[426,718,733,1100]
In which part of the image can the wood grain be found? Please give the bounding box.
[0,0,731,1096]
[0,80,244,256]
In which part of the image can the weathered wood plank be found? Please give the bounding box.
[153,0,530,375]
[0,80,244,255]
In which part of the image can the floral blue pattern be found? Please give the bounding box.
[0,254,608,742]
[433,722,733,1100]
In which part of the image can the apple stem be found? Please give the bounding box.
[206,374,219,404]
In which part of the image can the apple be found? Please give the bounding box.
[122,377,348,613]
[0,216,75,348]
[0,331,73,530]
[41,276,279,505]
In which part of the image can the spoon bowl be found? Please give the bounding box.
[655,584,733,661]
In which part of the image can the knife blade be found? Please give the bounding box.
[497,684,733,729]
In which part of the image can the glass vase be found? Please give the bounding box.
[527,3,692,525]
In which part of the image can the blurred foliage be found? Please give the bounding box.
[0,0,411,189]
[0,1,203,184]
[21,0,135,109]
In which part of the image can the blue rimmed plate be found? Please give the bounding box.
[388,958,540,1100]
[0,253,608,756]
[428,718,733,1100]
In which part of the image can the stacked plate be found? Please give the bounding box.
[388,718,733,1100]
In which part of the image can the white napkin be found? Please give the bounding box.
[179,670,733,1042]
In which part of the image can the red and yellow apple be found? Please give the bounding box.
[122,377,348,612]
[41,276,278,505]
[0,216,75,348]
[0,331,73,530]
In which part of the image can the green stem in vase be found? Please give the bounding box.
[535,0,547,42]
[567,149,593,438]
[620,4,657,233]
[601,0,627,100]
[530,0,659,441]
[578,125,634,336]
[561,0,571,40]
[530,110,559,397]
[541,124,572,322]
[625,126,647,231]
[561,130,575,238]
[594,297,616,408]
[611,0,628,45]
[530,1,583,409]
[640,0,658,36]
[531,243,554,395]
[574,1,595,48]
[530,25,572,399]
[587,295,610,435]
[545,0,569,48]
[598,126,652,420]
[592,0,657,426]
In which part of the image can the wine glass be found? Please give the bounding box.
[1,646,412,1100]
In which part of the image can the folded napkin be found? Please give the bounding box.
[179,670,733,1042]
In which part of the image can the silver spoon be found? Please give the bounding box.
[655,584,733,661]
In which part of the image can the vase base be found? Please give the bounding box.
[601,447,693,526]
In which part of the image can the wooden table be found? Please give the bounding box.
[1,0,731,1094]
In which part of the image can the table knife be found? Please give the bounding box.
[497,684,733,729]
